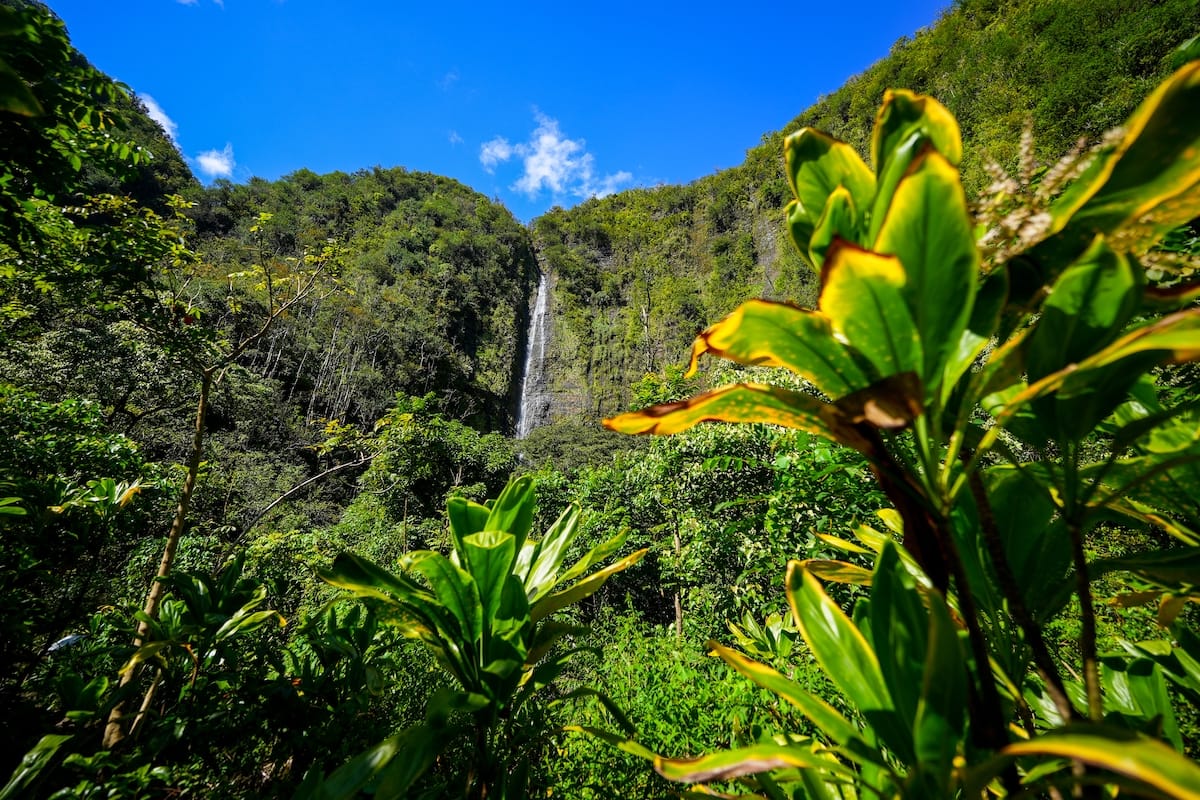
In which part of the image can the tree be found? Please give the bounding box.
[102,216,339,746]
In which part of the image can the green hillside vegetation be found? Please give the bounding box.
[535,0,1199,418]
[1,0,1199,797]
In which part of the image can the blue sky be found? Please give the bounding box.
[48,0,950,222]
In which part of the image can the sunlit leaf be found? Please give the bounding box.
[686,299,868,398]
[1046,61,1200,257]
[787,561,895,731]
[809,185,859,269]
[873,148,977,394]
[1004,724,1200,800]
[604,383,874,455]
[818,242,921,381]
[654,741,850,784]
[869,90,962,245]
[801,560,874,586]
[784,128,876,263]
[529,548,646,623]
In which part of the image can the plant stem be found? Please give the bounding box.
[966,465,1079,722]
[1067,517,1102,720]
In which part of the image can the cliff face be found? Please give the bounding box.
[530,176,811,422]
[525,0,1199,425]
[192,168,540,432]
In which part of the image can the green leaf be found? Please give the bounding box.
[605,382,875,456]
[1046,61,1200,258]
[983,308,1200,448]
[869,543,926,764]
[1027,237,1146,440]
[0,497,25,516]
[0,734,72,800]
[320,551,433,606]
[1027,238,1143,381]
[871,89,963,174]
[0,62,43,117]
[786,561,895,732]
[526,620,587,666]
[447,496,491,562]
[784,128,876,263]
[800,559,874,586]
[461,530,517,635]
[654,741,851,784]
[873,147,978,395]
[1089,546,1200,587]
[685,299,869,398]
[709,641,879,764]
[522,503,583,601]
[942,267,1007,406]
[983,466,1070,620]
[913,592,966,784]
[1004,724,1200,800]
[407,551,482,647]
[818,241,922,381]
[809,185,859,269]
[530,548,646,623]
[557,529,630,587]
[1101,657,1181,751]
[309,725,441,800]
[372,727,443,800]
[869,90,962,245]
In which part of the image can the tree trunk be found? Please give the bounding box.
[103,367,213,748]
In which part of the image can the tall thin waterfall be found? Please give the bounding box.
[515,272,550,438]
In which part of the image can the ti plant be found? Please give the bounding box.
[604,58,1200,798]
[302,475,646,800]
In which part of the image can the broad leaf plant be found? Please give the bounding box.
[305,476,645,799]
[602,59,1200,798]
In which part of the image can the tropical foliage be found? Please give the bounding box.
[2,0,1199,797]
[603,56,1200,797]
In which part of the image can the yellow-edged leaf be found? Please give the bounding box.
[655,741,849,784]
[686,299,869,398]
[1047,61,1200,253]
[787,561,892,715]
[809,185,859,269]
[819,241,921,381]
[873,148,978,394]
[785,128,876,262]
[1005,725,1200,800]
[801,559,874,586]
[604,382,874,454]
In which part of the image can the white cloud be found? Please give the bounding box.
[195,143,235,179]
[448,130,464,146]
[480,137,513,173]
[481,112,632,199]
[137,93,178,142]
[595,171,634,198]
[438,70,459,91]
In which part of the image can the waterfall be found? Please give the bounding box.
[515,272,550,438]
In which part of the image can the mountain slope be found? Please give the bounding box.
[531,0,1199,421]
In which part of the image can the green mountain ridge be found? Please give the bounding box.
[84,0,1195,433]
[527,0,1199,424]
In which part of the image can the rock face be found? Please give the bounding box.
[515,271,552,438]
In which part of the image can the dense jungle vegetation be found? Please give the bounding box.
[1,0,1199,797]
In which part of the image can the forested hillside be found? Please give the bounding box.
[533,0,1199,419]
[2,0,1200,797]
